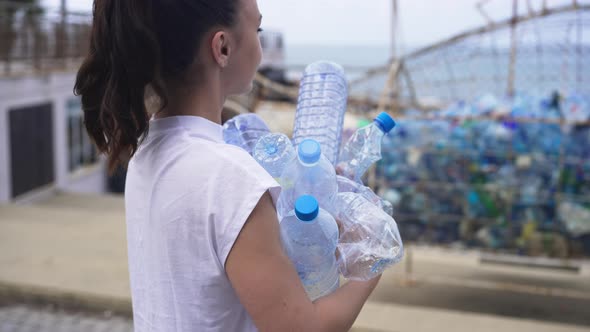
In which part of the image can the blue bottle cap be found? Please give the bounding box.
[264,143,278,155]
[298,139,321,164]
[295,195,319,222]
[374,112,396,133]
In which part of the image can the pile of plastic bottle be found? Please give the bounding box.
[377,92,590,257]
[223,61,404,301]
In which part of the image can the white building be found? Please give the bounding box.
[0,27,286,204]
[0,72,110,204]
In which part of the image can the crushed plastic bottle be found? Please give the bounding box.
[336,175,393,216]
[253,133,295,179]
[223,113,270,155]
[332,192,404,281]
[337,112,396,183]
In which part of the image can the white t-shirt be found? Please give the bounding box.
[125,115,280,332]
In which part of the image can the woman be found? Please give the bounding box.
[75,0,381,331]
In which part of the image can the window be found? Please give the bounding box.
[67,97,97,172]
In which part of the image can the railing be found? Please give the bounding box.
[0,2,91,77]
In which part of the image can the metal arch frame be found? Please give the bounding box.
[405,2,587,69]
[352,2,590,92]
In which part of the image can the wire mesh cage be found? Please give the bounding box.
[350,1,590,257]
[348,2,590,109]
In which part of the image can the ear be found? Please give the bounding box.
[211,30,231,68]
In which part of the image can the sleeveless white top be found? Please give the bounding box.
[125,115,280,332]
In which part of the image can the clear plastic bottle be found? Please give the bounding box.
[336,175,393,216]
[277,139,338,219]
[280,195,339,301]
[333,192,404,281]
[292,61,348,165]
[337,112,396,183]
[223,113,270,155]
[253,133,296,179]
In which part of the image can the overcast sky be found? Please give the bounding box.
[42,0,586,48]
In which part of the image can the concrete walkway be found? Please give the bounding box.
[1,192,589,332]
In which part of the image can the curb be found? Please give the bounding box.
[0,280,132,318]
[480,253,584,273]
[0,280,394,331]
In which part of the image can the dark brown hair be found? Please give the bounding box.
[74,0,238,173]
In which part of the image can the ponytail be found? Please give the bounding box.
[74,0,238,173]
[74,0,165,173]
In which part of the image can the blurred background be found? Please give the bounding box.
[0,0,589,331]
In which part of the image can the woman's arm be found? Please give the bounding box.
[226,191,380,332]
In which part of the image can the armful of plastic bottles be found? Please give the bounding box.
[331,192,404,281]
